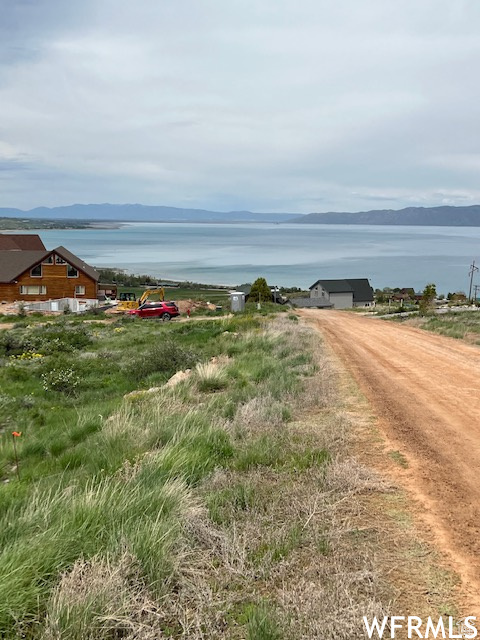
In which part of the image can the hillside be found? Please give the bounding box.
[0,204,302,224]
[0,217,91,230]
[293,204,480,226]
[0,310,456,638]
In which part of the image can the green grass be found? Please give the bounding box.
[420,311,480,341]
[385,309,480,343]
[118,283,231,305]
[244,602,284,640]
[389,450,409,468]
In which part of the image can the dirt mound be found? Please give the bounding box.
[174,299,216,313]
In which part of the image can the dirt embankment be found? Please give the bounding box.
[300,309,480,613]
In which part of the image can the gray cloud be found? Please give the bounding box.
[1,0,480,211]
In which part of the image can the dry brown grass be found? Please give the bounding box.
[325,458,394,496]
[233,394,287,434]
[41,553,162,640]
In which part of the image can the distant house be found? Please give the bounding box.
[0,234,99,302]
[97,283,118,301]
[391,288,416,302]
[236,284,286,304]
[307,278,374,309]
[237,284,252,298]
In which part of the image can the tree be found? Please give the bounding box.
[250,277,271,303]
[419,283,437,314]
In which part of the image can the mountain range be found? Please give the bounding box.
[294,205,480,226]
[2,203,480,226]
[0,204,302,223]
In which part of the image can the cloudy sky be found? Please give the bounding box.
[1,0,480,213]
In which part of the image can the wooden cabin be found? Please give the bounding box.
[0,234,99,302]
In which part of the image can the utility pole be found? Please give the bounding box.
[469,260,479,303]
[474,284,480,304]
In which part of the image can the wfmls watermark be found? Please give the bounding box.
[363,616,478,639]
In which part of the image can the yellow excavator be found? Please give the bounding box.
[116,287,165,311]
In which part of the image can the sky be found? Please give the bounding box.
[1,0,480,213]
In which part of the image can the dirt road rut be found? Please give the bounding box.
[301,309,480,609]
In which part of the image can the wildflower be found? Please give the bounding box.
[12,431,22,437]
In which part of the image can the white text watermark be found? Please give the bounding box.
[363,616,477,639]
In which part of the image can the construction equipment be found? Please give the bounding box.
[116,292,138,310]
[116,287,165,311]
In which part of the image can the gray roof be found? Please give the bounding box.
[236,284,252,295]
[309,279,353,293]
[345,278,374,302]
[309,278,373,302]
[289,297,333,308]
[0,250,49,282]
[0,246,99,283]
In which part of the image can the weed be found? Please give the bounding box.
[389,450,409,468]
[195,361,228,392]
[244,602,283,640]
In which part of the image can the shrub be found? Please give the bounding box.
[41,365,81,395]
[0,330,28,357]
[129,340,199,382]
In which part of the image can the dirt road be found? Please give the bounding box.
[300,309,480,609]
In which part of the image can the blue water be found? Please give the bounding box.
[27,223,480,294]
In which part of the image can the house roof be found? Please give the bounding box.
[309,278,374,302]
[289,297,334,308]
[0,251,49,283]
[0,246,99,283]
[345,278,374,302]
[237,284,252,295]
[0,234,46,251]
[310,279,353,293]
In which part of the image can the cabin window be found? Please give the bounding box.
[55,255,66,264]
[30,264,42,277]
[42,255,54,264]
[67,265,79,278]
[20,285,47,295]
[75,285,86,295]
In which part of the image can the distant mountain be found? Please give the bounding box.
[0,203,302,223]
[292,205,480,226]
[4,203,480,226]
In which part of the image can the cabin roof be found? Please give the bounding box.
[0,234,46,251]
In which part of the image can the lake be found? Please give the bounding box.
[26,223,480,294]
